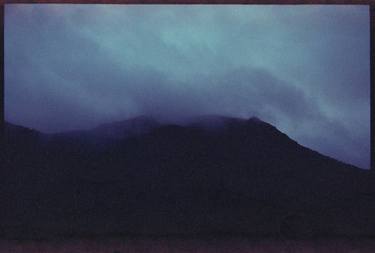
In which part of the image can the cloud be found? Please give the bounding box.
[4,4,370,169]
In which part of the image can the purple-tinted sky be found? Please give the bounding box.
[5,5,370,169]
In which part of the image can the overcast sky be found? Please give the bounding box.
[5,4,370,169]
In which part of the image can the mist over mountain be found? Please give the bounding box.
[5,5,370,169]
[2,115,374,239]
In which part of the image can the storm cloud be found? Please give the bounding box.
[5,4,370,169]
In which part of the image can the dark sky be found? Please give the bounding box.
[5,5,370,169]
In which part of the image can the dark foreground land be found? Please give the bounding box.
[2,115,375,239]
[2,238,375,253]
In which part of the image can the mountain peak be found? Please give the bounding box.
[93,115,160,139]
[186,114,247,129]
[248,116,263,122]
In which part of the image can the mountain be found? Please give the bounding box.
[48,115,160,141]
[1,116,374,239]
[91,115,160,139]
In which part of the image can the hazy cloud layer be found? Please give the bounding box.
[5,5,370,169]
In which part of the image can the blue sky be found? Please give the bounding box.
[5,4,370,169]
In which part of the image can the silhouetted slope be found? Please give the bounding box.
[1,116,374,239]
[4,122,42,145]
[92,115,160,139]
[48,116,160,145]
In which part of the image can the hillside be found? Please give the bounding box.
[1,116,374,239]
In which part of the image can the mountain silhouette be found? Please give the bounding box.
[92,115,160,139]
[1,116,374,239]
